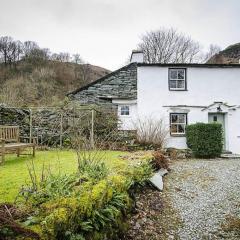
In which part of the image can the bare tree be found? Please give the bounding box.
[56,52,71,62]
[6,40,23,68]
[22,41,39,58]
[71,54,92,86]
[72,53,83,64]
[13,40,23,62]
[0,36,14,66]
[0,37,24,68]
[138,28,201,63]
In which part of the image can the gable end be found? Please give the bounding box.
[67,63,137,106]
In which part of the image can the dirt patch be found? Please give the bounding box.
[221,215,240,236]
[123,185,182,240]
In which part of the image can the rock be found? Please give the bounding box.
[149,172,163,191]
[133,222,141,230]
[158,168,168,176]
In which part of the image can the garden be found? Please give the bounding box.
[0,105,158,239]
[1,104,239,240]
[0,149,155,240]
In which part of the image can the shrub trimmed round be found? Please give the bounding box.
[186,122,223,158]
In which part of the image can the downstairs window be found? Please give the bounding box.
[170,113,187,136]
[120,106,130,116]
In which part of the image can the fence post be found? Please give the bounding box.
[29,109,32,143]
[60,112,63,148]
[90,109,95,149]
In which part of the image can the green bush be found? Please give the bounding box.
[186,122,223,158]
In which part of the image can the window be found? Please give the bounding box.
[169,68,186,90]
[120,106,130,115]
[170,113,187,135]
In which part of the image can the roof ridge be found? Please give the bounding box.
[137,63,240,67]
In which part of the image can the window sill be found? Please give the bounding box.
[169,89,188,91]
[170,134,186,137]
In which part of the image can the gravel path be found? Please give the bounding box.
[166,158,240,239]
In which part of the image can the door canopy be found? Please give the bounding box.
[202,102,237,113]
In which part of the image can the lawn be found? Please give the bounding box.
[0,149,127,203]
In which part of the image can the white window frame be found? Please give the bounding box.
[120,105,130,116]
[170,113,187,136]
[169,68,186,91]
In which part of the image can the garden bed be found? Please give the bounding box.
[0,150,154,239]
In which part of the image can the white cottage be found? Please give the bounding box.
[68,50,240,154]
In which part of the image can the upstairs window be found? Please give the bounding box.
[170,113,187,136]
[120,106,130,116]
[169,68,186,90]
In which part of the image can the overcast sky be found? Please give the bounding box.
[0,0,239,70]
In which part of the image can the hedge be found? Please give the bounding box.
[186,122,223,158]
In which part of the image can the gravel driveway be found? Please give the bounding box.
[166,158,240,239]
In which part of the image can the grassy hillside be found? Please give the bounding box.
[0,60,110,106]
[207,43,240,64]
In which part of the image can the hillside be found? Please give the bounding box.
[0,60,110,107]
[207,43,240,64]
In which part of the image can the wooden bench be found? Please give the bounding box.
[0,126,36,164]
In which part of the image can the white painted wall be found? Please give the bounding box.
[138,66,240,110]
[136,66,240,153]
[112,99,137,130]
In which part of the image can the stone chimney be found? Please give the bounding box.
[130,50,144,63]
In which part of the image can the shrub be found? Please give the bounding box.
[39,181,131,240]
[186,122,223,158]
[151,151,170,170]
[134,117,169,149]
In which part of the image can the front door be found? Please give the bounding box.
[208,113,226,150]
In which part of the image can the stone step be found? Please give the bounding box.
[220,154,240,159]
[222,150,232,154]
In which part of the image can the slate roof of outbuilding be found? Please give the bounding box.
[67,63,136,96]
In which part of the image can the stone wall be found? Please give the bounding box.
[0,104,135,148]
[32,109,65,145]
[68,63,137,106]
[0,105,68,145]
[0,105,94,146]
[0,104,30,136]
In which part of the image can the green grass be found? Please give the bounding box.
[0,149,127,203]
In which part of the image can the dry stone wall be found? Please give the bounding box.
[0,105,69,145]
[0,104,30,136]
